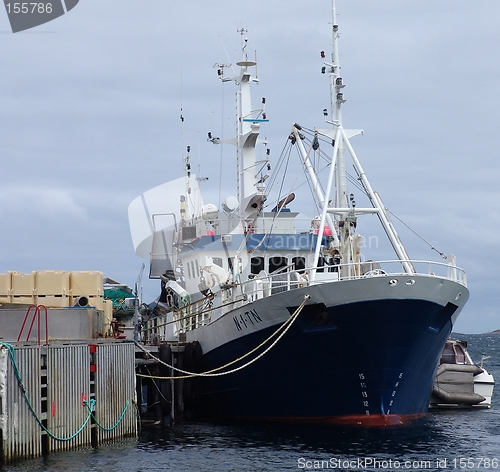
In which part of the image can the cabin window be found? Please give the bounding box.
[182,226,197,241]
[191,261,196,279]
[269,256,288,274]
[292,257,305,273]
[251,257,265,275]
[316,256,325,273]
[329,253,340,272]
[213,257,223,268]
[186,262,192,279]
[195,260,200,277]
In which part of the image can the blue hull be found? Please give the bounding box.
[199,298,457,425]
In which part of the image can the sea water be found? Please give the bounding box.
[2,334,499,472]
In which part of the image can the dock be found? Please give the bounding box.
[0,269,206,464]
[0,340,137,463]
[0,270,140,464]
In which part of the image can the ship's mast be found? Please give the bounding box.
[330,1,348,210]
[211,30,268,227]
[303,0,415,275]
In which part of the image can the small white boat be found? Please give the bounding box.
[430,339,495,409]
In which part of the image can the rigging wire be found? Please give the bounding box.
[344,154,447,258]
[266,139,292,195]
[180,68,185,171]
[274,143,292,208]
[387,209,447,259]
[259,146,294,259]
[263,130,447,259]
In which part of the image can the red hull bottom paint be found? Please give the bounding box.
[237,413,426,427]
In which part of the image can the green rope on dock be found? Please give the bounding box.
[84,399,130,431]
[0,342,131,441]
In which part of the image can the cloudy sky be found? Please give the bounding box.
[0,0,498,334]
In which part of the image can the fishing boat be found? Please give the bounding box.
[128,1,469,426]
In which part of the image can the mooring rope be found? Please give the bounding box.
[0,342,130,441]
[84,399,130,432]
[135,294,311,380]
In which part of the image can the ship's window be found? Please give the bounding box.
[186,262,191,279]
[330,252,341,273]
[213,257,223,268]
[251,257,265,274]
[195,260,200,277]
[182,226,197,241]
[269,256,288,274]
[316,256,325,273]
[292,257,305,273]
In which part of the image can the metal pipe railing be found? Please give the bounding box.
[241,259,467,299]
[17,304,49,345]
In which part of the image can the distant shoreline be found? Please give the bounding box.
[451,330,500,336]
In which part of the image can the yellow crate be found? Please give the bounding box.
[35,270,69,296]
[36,294,70,308]
[0,272,12,297]
[70,271,103,297]
[11,295,35,304]
[103,299,113,336]
[11,272,35,296]
[88,295,104,311]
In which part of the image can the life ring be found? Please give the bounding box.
[364,269,387,277]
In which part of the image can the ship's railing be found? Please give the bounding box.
[176,296,213,334]
[311,259,468,285]
[241,259,467,301]
[251,217,319,235]
[193,217,319,237]
[142,296,214,342]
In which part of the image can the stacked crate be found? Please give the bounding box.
[0,272,13,304]
[35,270,70,307]
[0,270,106,310]
[70,271,104,310]
[103,299,113,336]
[11,272,35,304]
